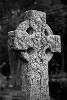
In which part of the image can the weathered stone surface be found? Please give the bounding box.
[8,10,61,100]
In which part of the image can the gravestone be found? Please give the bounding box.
[8,10,61,100]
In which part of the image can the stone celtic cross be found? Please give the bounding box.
[8,10,61,100]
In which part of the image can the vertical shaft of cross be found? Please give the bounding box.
[26,52,50,100]
[29,63,50,100]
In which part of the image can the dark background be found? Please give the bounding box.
[0,0,67,100]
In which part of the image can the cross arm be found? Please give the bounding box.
[47,35,61,53]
